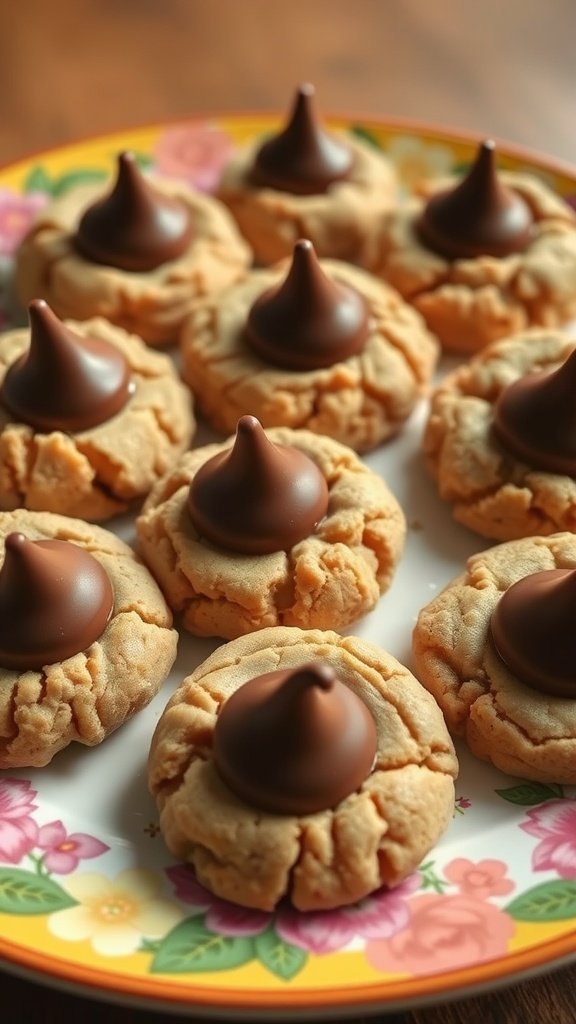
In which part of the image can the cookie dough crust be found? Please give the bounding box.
[0,510,178,768]
[15,179,251,346]
[424,328,576,540]
[412,532,576,784]
[180,260,439,453]
[217,135,397,266]
[137,428,406,638]
[369,173,576,353]
[0,317,195,521]
[149,626,457,911]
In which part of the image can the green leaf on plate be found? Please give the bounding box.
[0,868,77,914]
[23,165,53,195]
[452,161,472,175]
[349,124,382,150]
[254,925,308,980]
[150,916,256,974]
[51,169,108,197]
[506,880,576,921]
[132,152,153,171]
[495,782,565,805]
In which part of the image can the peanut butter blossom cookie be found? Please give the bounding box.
[0,300,194,521]
[423,327,576,540]
[149,626,457,911]
[0,510,177,768]
[368,140,576,353]
[412,532,576,784]
[181,239,438,453]
[217,84,397,265]
[15,152,251,346]
[136,416,406,638]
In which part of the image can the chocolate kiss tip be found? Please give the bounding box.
[0,299,133,432]
[416,137,533,260]
[74,149,193,272]
[493,348,576,474]
[251,83,352,196]
[0,533,114,671]
[213,662,377,816]
[491,568,576,698]
[246,238,369,370]
[289,663,335,692]
[187,415,329,554]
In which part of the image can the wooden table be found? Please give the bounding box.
[0,0,574,1020]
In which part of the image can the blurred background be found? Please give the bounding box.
[1,0,575,165]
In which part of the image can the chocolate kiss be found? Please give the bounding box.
[416,140,533,259]
[213,662,378,815]
[0,533,114,671]
[187,415,329,554]
[492,350,576,474]
[1,300,134,432]
[490,568,576,697]
[74,151,194,271]
[246,239,369,370]
[251,83,353,195]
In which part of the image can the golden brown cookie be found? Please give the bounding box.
[0,509,178,769]
[423,328,576,540]
[0,316,195,521]
[15,178,251,346]
[217,134,396,266]
[368,172,576,353]
[136,427,406,639]
[180,260,439,453]
[149,626,457,911]
[412,532,576,784]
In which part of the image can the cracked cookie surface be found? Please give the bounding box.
[0,510,178,768]
[217,135,397,266]
[15,179,251,346]
[368,173,576,353]
[412,532,576,784]
[136,428,406,638]
[149,626,457,911]
[180,260,439,453]
[423,328,576,540]
[0,316,195,521]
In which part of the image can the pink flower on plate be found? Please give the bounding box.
[153,122,234,192]
[443,858,515,900]
[0,778,39,863]
[520,799,576,878]
[365,893,515,976]
[0,189,47,256]
[166,865,270,936]
[275,875,420,955]
[37,820,109,874]
[167,863,420,954]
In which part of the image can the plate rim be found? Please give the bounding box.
[0,927,574,1017]
[4,110,576,184]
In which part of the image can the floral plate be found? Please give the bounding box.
[0,116,574,1019]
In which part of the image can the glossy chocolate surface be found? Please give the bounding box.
[1,300,134,432]
[0,533,114,671]
[213,662,378,815]
[490,568,576,697]
[187,415,329,554]
[250,84,353,195]
[416,140,533,259]
[492,349,576,474]
[74,151,194,271]
[246,239,370,370]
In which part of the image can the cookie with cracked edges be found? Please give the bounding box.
[148,625,457,911]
